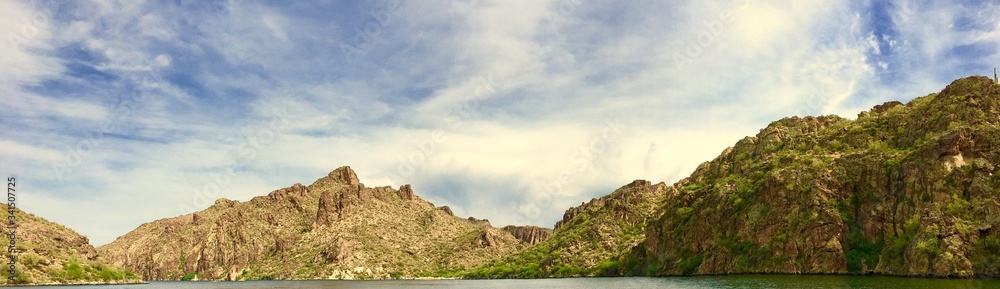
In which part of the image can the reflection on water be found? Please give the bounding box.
[22,275,1000,289]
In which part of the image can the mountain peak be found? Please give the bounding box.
[328,166,361,187]
[101,165,533,280]
[939,75,999,97]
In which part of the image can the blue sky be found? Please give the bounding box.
[1,0,998,246]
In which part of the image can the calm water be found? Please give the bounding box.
[25,276,1000,288]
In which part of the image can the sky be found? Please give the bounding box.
[1,0,998,246]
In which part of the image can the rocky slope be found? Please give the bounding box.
[641,76,1000,277]
[467,180,667,278]
[0,206,140,285]
[98,166,534,280]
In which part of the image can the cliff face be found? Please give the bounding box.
[501,226,551,245]
[642,76,1000,278]
[98,166,532,280]
[467,180,667,278]
[0,206,139,285]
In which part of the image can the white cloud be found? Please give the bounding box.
[3,0,1000,246]
[867,32,882,55]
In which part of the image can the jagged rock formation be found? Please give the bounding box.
[467,180,666,278]
[641,76,1000,278]
[501,226,551,245]
[467,217,491,227]
[0,206,140,285]
[98,166,528,280]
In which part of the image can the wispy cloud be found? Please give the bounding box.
[1,0,997,245]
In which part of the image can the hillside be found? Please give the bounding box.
[466,180,667,278]
[641,76,1000,277]
[0,206,140,285]
[98,166,539,280]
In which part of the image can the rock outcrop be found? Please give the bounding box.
[555,179,658,231]
[501,226,552,245]
[314,190,337,228]
[397,184,415,200]
[99,166,527,280]
[467,217,491,227]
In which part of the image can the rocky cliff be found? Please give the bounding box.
[0,206,140,285]
[98,166,534,280]
[641,76,1000,278]
[467,179,667,278]
[501,225,551,245]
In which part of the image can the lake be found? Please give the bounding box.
[22,276,1000,288]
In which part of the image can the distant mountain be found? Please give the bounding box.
[466,180,667,278]
[98,166,539,280]
[0,206,140,285]
[641,76,1000,277]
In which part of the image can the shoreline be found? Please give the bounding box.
[134,273,1000,282]
[0,280,147,287]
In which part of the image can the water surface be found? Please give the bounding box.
[25,276,1000,288]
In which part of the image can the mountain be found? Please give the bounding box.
[641,76,1000,277]
[466,180,667,278]
[98,166,538,280]
[0,206,140,285]
[101,76,1000,280]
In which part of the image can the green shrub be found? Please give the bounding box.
[59,259,87,281]
[916,237,940,256]
[985,236,1000,254]
[846,235,881,273]
[676,207,694,221]
[595,260,619,276]
[678,254,703,274]
[946,194,971,215]
[19,252,45,270]
[98,267,124,281]
[519,263,541,278]
[830,140,845,151]
[644,261,660,276]
[621,258,642,276]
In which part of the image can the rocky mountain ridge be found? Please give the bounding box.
[98,166,545,280]
[462,76,1000,279]
[640,76,1000,277]
[467,179,667,278]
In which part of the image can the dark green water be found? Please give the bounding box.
[25,276,1000,288]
